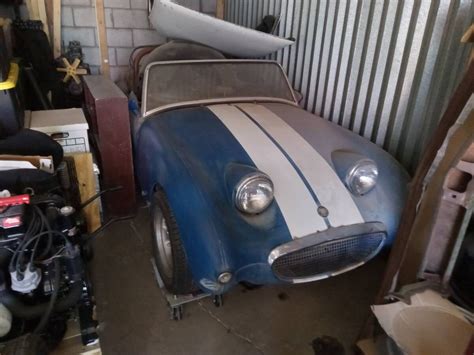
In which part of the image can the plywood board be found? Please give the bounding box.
[71,153,101,233]
[51,319,102,355]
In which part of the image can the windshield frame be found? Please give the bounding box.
[142,59,298,117]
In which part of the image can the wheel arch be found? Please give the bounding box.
[147,166,234,293]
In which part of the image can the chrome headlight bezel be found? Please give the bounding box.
[345,159,378,196]
[234,172,274,214]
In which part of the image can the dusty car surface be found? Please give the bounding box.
[134,58,410,295]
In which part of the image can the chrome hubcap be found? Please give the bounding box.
[153,207,173,279]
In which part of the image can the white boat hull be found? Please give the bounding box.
[149,0,294,58]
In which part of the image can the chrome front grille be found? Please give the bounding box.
[269,223,386,283]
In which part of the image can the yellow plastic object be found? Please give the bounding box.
[0,63,19,90]
[57,58,88,84]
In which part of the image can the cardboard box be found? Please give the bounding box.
[27,109,90,154]
[372,290,473,355]
[0,154,53,172]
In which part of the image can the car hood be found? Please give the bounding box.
[140,102,408,241]
[211,103,409,236]
[207,103,368,238]
[252,103,409,241]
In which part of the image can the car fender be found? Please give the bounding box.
[136,108,292,291]
[136,118,235,291]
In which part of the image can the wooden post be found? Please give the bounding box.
[52,0,61,58]
[45,0,54,46]
[38,0,50,40]
[95,0,110,78]
[26,0,40,20]
[216,0,225,20]
[461,23,474,65]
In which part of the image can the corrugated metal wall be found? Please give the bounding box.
[225,0,473,172]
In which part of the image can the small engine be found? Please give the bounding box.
[0,191,95,350]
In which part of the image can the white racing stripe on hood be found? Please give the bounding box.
[237,103,364,227]
[209,104,327,238]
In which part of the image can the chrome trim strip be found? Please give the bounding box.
[268,222,386,284]
[141,59,298,116]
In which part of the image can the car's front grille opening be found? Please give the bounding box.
[272,233,385,281]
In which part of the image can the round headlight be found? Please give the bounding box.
[235,173,274,214]
[345,159,378,196]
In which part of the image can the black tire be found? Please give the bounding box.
[151,188,196,295]
[1,334,48,355]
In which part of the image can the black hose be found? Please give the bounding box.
[10,206,55,277]
[31,206,53,261]
[29,237,41,268]
[0,246,83,321]
[83,214,135,243]
[27,207,46,270]
[34,258,60,334]
[0,205,84,321]
[0,281,83,320]
[9,209,40,274]
[15,231,68,274]
[79,186,123,210]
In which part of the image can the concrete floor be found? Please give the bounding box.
[90,206,386,355]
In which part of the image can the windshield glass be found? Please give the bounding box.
[144,61,295,114]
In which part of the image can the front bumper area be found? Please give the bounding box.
[268,222,386,283]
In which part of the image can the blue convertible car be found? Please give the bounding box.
[134,57,409,295]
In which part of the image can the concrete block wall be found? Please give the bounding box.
[61,0,216,84]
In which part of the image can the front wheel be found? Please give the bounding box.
[151,188,196,295]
